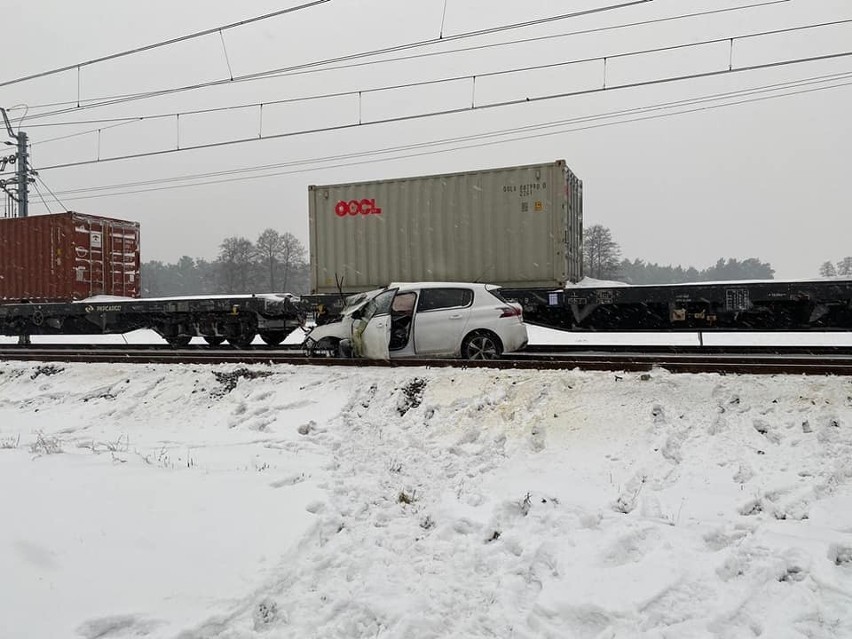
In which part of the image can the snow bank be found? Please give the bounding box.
[1,362,851,637]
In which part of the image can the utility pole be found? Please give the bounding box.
[1,107,29,218]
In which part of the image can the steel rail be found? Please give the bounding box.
[3,343,852,355]
[3,346,852,376]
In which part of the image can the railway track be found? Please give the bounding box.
[3,344,852,376]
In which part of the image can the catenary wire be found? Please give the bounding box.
[27,4,817,143]
[10,0,783,117]
[34,174,68,210]
[235,0,795,82]
[44,69,852,196]
[0,1,333,89]
[31,181,53,213]
[35,120,143,145]
[34,43,852,171]
[38,78,852,206]
[23,11,852,137]
[35,73,852,205]
[17,0,659,123]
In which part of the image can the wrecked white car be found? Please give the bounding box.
[303,282,528,360]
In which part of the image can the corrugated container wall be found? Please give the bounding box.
[309,160,583,293]
[0,212,141,301]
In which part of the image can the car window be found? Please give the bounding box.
[416,288,473,312]
[392,292,417,314]
[361,289,396,322]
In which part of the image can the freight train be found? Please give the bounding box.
[2,162,852,347]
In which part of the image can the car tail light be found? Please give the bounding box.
[498,305,522,318]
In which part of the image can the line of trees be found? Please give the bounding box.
[141,229,308,297]
[141,223,783,296]
[583,224,775,284]
[818,259,852,278]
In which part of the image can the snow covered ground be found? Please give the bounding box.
[1,357,852,638]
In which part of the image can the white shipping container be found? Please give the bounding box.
[309,160,583,293]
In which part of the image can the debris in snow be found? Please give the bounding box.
[30,364,63,380]
[297,420,315,435]
[520,492,532,516]
[752,418,781,444]
[739,499,764,516]
[253,598,279,629]
[212,368,274,396]
[829,544,852,566]
[397,378,427,416]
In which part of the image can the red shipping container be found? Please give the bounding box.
[0,212,140,301]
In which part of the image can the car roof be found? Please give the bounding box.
[389,282,498,291]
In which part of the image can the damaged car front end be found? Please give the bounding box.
[302,288,383,358]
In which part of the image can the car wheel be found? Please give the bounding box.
[203,335,225,346]
[461,331,502,360]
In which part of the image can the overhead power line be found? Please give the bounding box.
[26,0,801,141]
[31,182,53,213]
[18,0,656,123]
[34,174,67,210]
[228,0,795,83]
[0,0,333,89]
[34,26,852,171]
[37,69,852,205]
[9,0,788,117]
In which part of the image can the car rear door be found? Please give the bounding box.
[413,287,474,356]
[358,288,397,359]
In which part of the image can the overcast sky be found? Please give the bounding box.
[2,0,850,279]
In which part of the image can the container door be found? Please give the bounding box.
[358,288,396,359]
[108,225,122,295]
[89,220,105,296]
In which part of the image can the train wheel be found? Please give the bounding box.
[165,334,192,348]
[203,335,225,346]
[228,331,257,349]
[259,331,286,346]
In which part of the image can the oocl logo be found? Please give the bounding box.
[335,198,382,217]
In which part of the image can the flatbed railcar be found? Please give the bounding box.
[3,278,852,347]
[505,279,852,332]
[0,294,304,347]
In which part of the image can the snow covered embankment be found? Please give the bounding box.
[1,362,852,638]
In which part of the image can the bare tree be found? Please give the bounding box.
[218,236,254,292]
[583,225,622,280]
[837,257,852,277]
[820,261,838,277]
[254,229,286,291]
[279,232,307,292]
